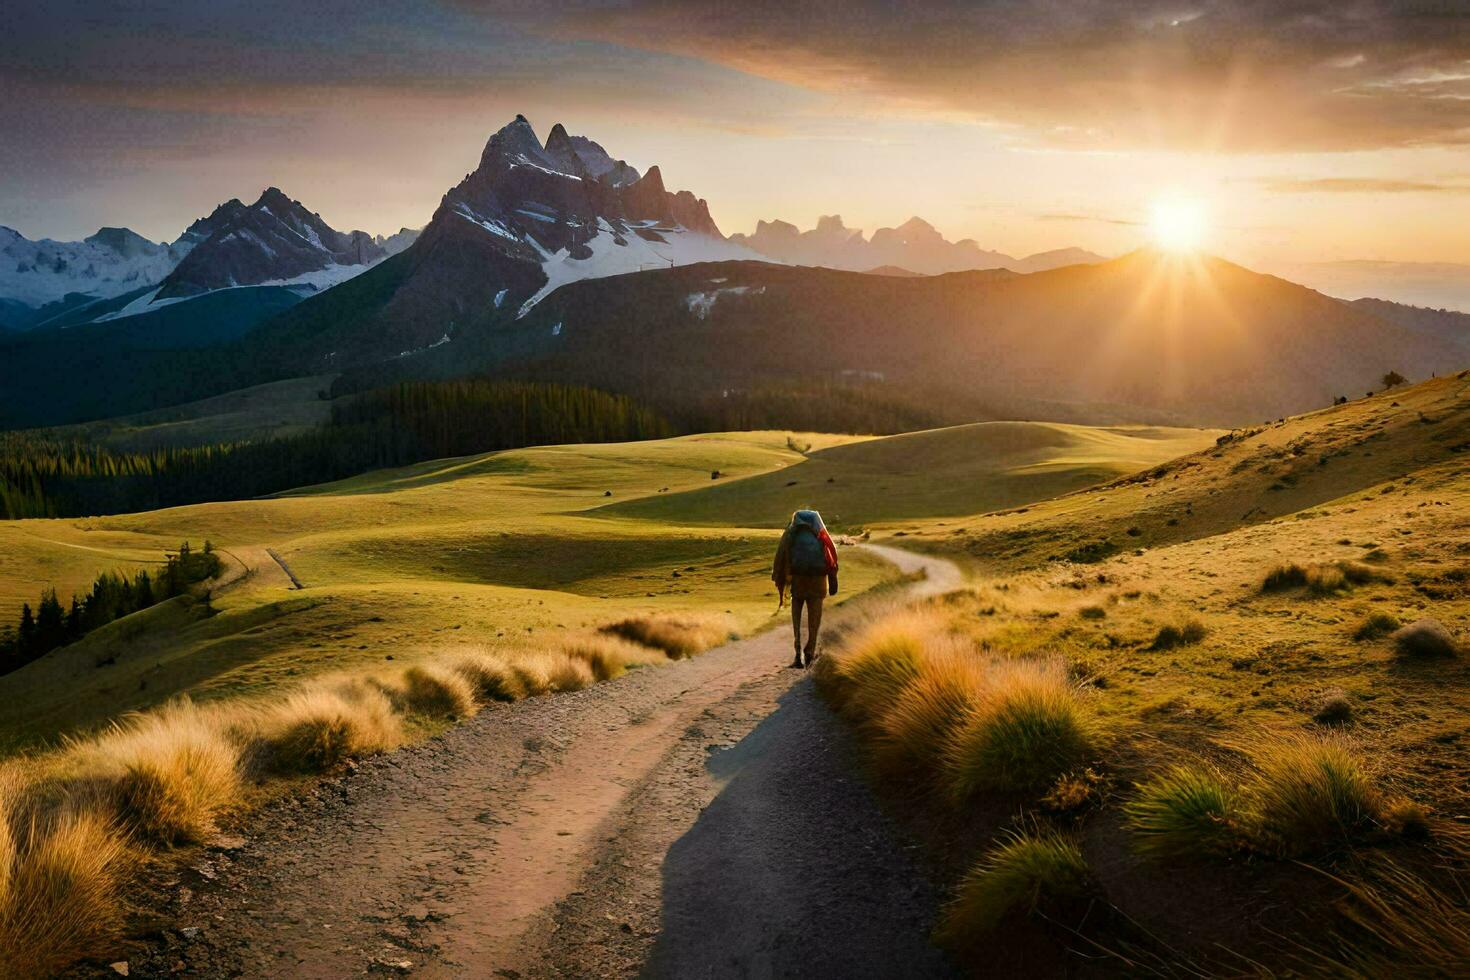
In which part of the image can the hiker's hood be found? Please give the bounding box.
[790,509,826,533]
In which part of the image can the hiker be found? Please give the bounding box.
[772,509,839,668]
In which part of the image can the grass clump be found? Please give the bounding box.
[943,658,1098,797]
[601,614,730,660]
[826,609,939,720]
[258,681,402,773]
[446,651,527,703]
[1148,618,1206,651]
[511,651,596,696]
[0,784,129,980]
[872,640,985,782]
[1390,618,1460,659]
[1263,560,1389,597]
[75,701,241,846]
[396,664,478,719]
[1124,764,1243,859]
[1311,689,1354,725]
[1249,733,1382,856]
[1078,605,1106,620]
[559,634,666,681]
[1353,612,1401,642]
[935,831,1094,947]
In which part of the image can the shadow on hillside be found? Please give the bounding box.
[642,678,958,979]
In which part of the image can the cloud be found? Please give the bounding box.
[1260,177,1470,194]
[533,0,1470,152]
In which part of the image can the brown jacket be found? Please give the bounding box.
[771,527,838,598]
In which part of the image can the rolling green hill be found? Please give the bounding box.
[603,421,1218,529]
[0,418,1215,751]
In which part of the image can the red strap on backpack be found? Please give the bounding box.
[817,529,839,575]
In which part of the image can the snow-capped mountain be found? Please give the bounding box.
[252,113,763,370]
[436,114,757,315]
[0,225,180,309]
[156,188,394,299]
[1,192,419,331]
[731,215,1105,276]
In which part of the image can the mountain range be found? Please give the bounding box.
[231,114,759,370]
[0,191,417,333]
[729,215,1105,276]
[1,114,1466,433]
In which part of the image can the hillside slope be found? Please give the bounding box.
[602,421,1218,528]
[465,251,1466,427]
[900,370,1470,566]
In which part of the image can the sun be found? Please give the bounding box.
[1149,196,1209,252]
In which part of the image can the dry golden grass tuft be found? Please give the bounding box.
[394,664,479,719]
[559,634,667,681]
[65,701,241,846]
[256,680,403,774]
[1148,618,1206,651]
[444,651,527,703]
[0,780,129,980]
[818,605,1100,799]
[1390,618,1460,659]
[824,608,946,721]
[0,603,723,975]
[942,657,1099,798]
[1262,560,1390,597]
[508,650,597,696]
[1311,688,1354,725]
[1353,611,1401,642]
[871,638,986,782]
[600,614,732,660]
[1248,733,1383,857]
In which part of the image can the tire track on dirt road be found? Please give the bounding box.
[118,545,962,978]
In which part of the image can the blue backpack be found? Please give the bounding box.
[789,515,829,576]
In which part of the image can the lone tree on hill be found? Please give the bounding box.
[1382,370,1407,389]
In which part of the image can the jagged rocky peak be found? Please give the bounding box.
[84,227,166,259]
[543,122,640,186]
[156,186,389,299]
[753,219,800,239]
[891,216,942,242]
[479,113,556,172]
[812,215,862,241]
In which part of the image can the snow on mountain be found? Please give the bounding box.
[245,113,767,371]
[731,215,1105,276]
[156,188,389,299]
[425,114,757,317]
[0,225,179,308]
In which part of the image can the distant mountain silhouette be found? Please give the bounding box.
[731,215,1105,276]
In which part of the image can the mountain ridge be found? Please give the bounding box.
[730,214,1106,275]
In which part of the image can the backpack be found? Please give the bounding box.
[789,524,830,576]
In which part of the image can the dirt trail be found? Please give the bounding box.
[121,545,961,979]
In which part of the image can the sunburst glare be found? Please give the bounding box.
[1149,196,1210,252]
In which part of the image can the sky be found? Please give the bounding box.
[3,1,1468,268]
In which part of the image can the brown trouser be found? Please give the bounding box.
[788,574,826,659]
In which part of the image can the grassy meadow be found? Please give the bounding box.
[811,371,1470,972]
[0,414,1230,976]
[0,431,879,751]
